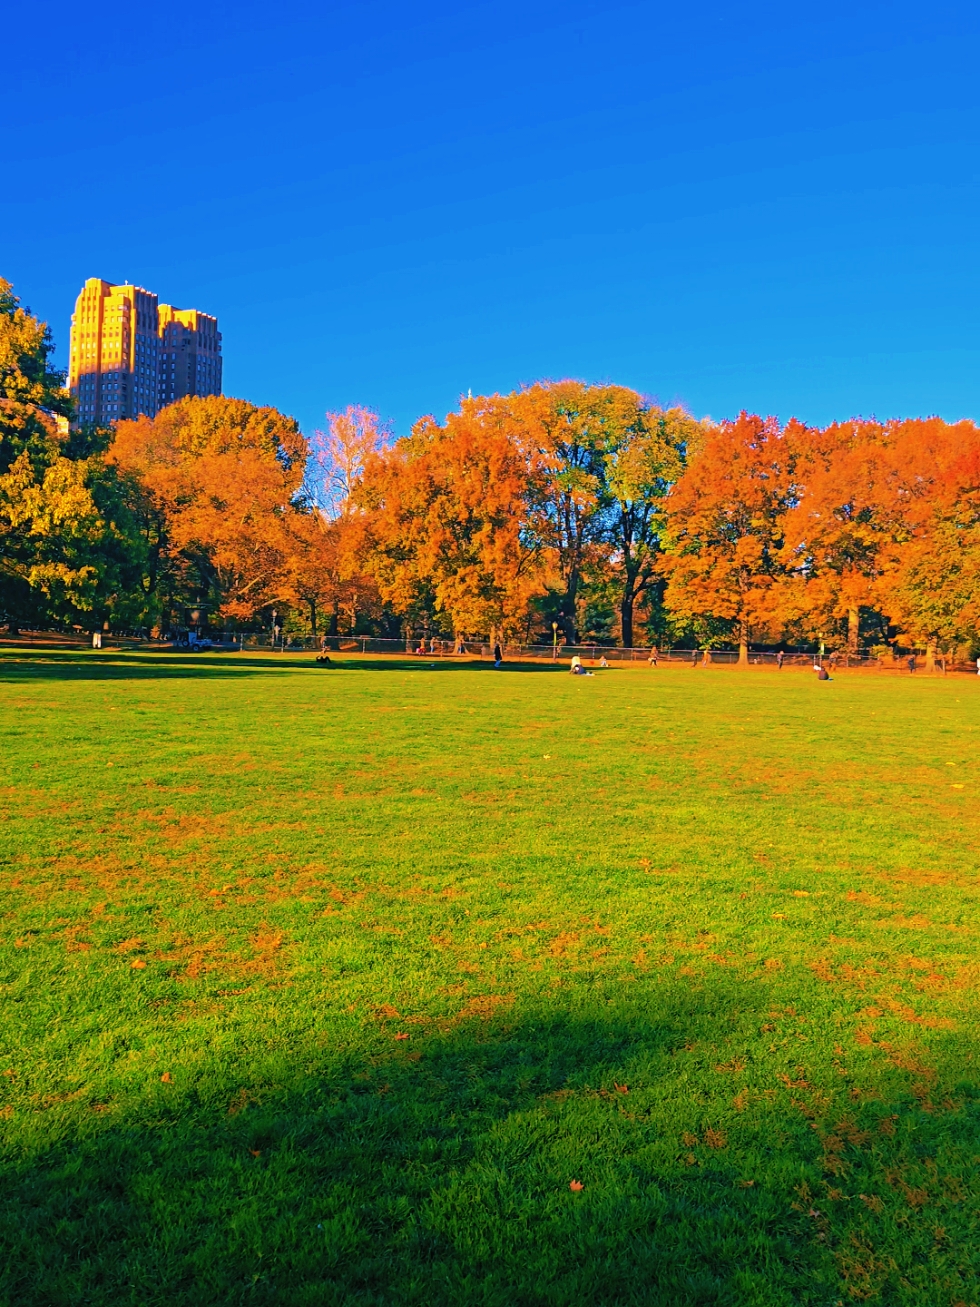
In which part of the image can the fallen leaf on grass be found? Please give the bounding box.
[614,1083,629,1094]
[160,1072,171,1083]
[569,1179,583,1191]
[130,959,147,970]
[739,1180,755,1187]
[394,1033,409,1040]
[250,1148,261,1157]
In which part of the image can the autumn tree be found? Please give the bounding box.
[661,412,798,662]
[109,396,308,625]
[779,419,899,656]
[297,405,388,636]
[358,395,548,641]
[509,381,619,644]
[876,418,980,668]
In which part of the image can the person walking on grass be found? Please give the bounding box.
[776,650,784,669]
[908,654,916,674]
[648,647,659,668]
[493,641,502,668]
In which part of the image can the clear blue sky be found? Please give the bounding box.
[5,1,980,437]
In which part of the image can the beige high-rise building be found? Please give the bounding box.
[156,304,222,412]
[68,278,222,426]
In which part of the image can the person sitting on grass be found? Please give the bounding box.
[599,655,609,668]
[813,661,830,681]
[569,656,593,676]
[316,653,333,666]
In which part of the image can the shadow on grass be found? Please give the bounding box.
[0,651,570,682]
[2,989,977,1307]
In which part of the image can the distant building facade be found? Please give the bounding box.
[68,278,222,425]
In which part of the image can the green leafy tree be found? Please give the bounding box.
[0,278,109,628]
[604,405,694,646]
[0,277,73,473]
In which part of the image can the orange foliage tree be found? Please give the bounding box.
[779,419,898,656]
[109,396,308,626]
[357,394,548,641]
[661,413,799,662]
[875,418,980,668]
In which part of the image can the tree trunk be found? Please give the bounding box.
[926,641,937,674]
[561,569,580,644]
[309,599,317,636]
[738,621,749,666]
[847,605,860,658]
[621,593,634,649]
[328,602,339,637]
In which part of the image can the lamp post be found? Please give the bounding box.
[552,621,559,663]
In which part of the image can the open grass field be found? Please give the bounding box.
[1,649,979,1307]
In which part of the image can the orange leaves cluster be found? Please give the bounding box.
[99,382,980,649]
[111,396,309,622]
[355,381,701,643]
[357,394,551,639]
[662,411,980,654]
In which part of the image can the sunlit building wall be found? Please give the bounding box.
[68,278,222,425]
[68,279,160,425]
[156,304,222,409]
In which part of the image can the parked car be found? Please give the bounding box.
[177,632,213,651]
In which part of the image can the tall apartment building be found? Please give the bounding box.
[68,277,222,425]
[157,303,222,413]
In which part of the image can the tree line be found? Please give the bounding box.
[2,276,978,661]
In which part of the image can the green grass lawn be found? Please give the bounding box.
[1,649,978,1306]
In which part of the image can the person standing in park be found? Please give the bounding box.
[908,655,916,673]
[648,648,659,667]
[493,641,502,668]
[776,650,784,669]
